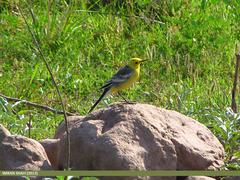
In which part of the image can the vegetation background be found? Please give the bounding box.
[0,0,239,170]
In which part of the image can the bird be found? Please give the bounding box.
[88,57,147,113]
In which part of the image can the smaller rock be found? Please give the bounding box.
[0,124,52,171]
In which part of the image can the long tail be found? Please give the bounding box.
[88,87,111,113]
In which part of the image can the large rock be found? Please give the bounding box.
[54,115,84,139]
[39,138,60,169]
[51,103,224,175]
[0,124,52,171]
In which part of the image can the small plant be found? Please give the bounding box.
[203,107,240,170]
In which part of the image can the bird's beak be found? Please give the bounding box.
[140,59,148,63]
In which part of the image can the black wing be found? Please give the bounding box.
[100,65,133,90]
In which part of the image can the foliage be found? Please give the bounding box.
[0,0,239,169]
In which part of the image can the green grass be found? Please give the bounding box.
[0,0,239,170]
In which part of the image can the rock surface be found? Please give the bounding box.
[53,103,224,174]
[0,124,51,171]
[54,115,84,139]
[39,138,60,169]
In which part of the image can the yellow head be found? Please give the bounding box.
[128,58,147,69]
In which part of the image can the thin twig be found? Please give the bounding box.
[17,5,71,170]
[231,51,240,113]
[0,93,78,116]
[0,97,21,119]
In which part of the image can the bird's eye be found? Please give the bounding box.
[135,62,138,64]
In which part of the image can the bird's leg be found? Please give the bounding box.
[117,92,135,104]
[118,92,128,103]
